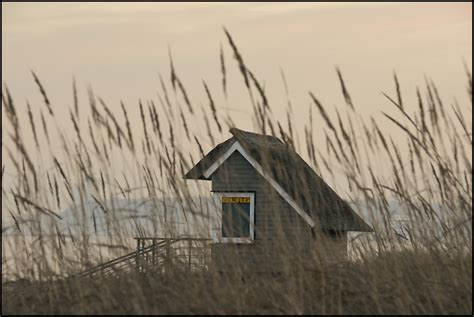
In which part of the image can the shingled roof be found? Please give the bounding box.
[185,128,372,232]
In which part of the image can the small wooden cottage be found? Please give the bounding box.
[185,128,372,272]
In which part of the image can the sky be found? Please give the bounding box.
[3,2,471,118]
[2,2,472,204]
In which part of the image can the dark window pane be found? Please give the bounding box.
[222,197,251,238]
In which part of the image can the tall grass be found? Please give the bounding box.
[1,29,472,314]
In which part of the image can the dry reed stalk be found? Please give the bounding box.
[168,46,177,91]
[12,192,62,220]
[100,171,106,202]
[3,86,21,149]
[75,147,99,193]
[53,157,74,202]
[248,70,270,112]
[169,124,175,153]
[451,101,472,144]
[73,77,79,120]
[267,116,276,138]
[336,109,360,173]
[121,101,135,153]
[9,132,37,191]
[114,178,128,199]
[54,175,60,210]
[223,27,249,89]
[159,74,174,119]
[325,133,341,164]
[147,102,157,140]
[168,48,194,115]
[202,106,215,145]
[382,112,433,160]
[39,111,51,146]
[139,100,151,155]
[26,101,39,149]
[91,194,108,214]
[70,109,83,147]
[31,71,53,117]
[203,80,223,133]
[193,135,205,158]
[176,78,194,115]
[286,110,294,149]
[307,105,318,169]
[180,108,191,142]
[309,92,335,132]
[220,43,227,100]
[6,148,21,179]
[336,67,354,111]
[87,119,102,157]
[310,92,350,166]
[304,126,313,166]
[99,98,129,150]
[150,100,163,142]
[256,101,266,135]
[393,72,404,110]
[21,160,30,197]
[224,27,257,114]
[8,210,22,233]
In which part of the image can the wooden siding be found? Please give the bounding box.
[211,151,312,272]
[210,151,348,272]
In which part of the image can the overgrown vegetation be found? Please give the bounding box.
[1,28,472,314]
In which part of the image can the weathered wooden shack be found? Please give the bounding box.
[185,128,372,273]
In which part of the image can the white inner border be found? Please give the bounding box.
[204,141,315,228]
[212,192,255,244]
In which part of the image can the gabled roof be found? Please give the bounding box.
[185,128,373,232]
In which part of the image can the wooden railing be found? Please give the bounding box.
[71,237,212,278]
[134,237,212,273]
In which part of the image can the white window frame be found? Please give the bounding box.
[212,192,255,244]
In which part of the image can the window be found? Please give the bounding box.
[213,192,255,243]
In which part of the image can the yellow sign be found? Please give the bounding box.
[222,197,251,204]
